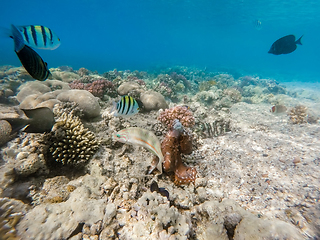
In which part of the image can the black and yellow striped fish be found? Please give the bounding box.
[15,44,51,81]
[11,24,60,50]
[112,96,140,117]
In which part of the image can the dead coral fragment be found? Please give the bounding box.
[48,112,99,165]
[161,119,197,185]
[158,105,195,129]
[288,105,307,124]
[0,198,24,240]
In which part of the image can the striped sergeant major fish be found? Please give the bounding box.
[10,24,51,80]
[111,96,141,117]
[11,24,60,50]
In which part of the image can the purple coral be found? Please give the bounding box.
[158,105,195,128]
[69,78,115,98]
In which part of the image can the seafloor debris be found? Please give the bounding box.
[195,118,231,138]
[0,198,24,240]
[150,181,169,199]
[288,105,308,124]
[47,111,100,165]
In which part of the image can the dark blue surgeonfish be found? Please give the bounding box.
[15,44,51,81]
[10,24,51,81]
[268,35,303,55]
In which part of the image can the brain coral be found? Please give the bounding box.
[47,112,99,165]
[158,105,195,128]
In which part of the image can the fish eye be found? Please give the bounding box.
[116,134,120,138]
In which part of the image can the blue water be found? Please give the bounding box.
[1,0,320,82]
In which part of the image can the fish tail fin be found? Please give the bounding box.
[110,101,118,115]
[296,35,303,45]
[10,24,24,52]
[136,99,144,111]
[2,118,30,134]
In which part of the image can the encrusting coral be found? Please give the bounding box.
[160,119,197,185]
[46,110,100,165]
[158,105,195,129]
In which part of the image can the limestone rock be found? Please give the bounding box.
[140,90,168,111]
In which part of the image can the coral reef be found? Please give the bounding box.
[161,119,197,185]
[2,133,48,177]
[50,68,80,83]
[0,65,319,239]
[198,80,217,92]
[69,77,115,98]
[158,105,195,128]
[117,81,144,96]
[288,105,308,124]
[77,67,90,77]
[17,173,109,240]
[17,82,101,118]
[195,199,303,240]
[117,191,190,239]
[46,111,99,165]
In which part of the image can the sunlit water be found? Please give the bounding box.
[0,0,319,83]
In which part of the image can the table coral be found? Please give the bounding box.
[158,105,195,129]
[161,119,197,185]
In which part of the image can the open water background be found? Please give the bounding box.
[1,0,319,83]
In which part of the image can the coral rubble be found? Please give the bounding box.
[0,198,26,240]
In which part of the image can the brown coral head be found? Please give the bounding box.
[179,132,193,154]
[174,165,197,185]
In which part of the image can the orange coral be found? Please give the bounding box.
[161,120,197,185]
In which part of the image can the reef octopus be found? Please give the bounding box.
[161,119,197,185]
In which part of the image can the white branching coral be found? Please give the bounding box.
[49,112,99,165]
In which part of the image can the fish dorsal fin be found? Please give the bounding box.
[11,24,24,52]
[296,35,303,45]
